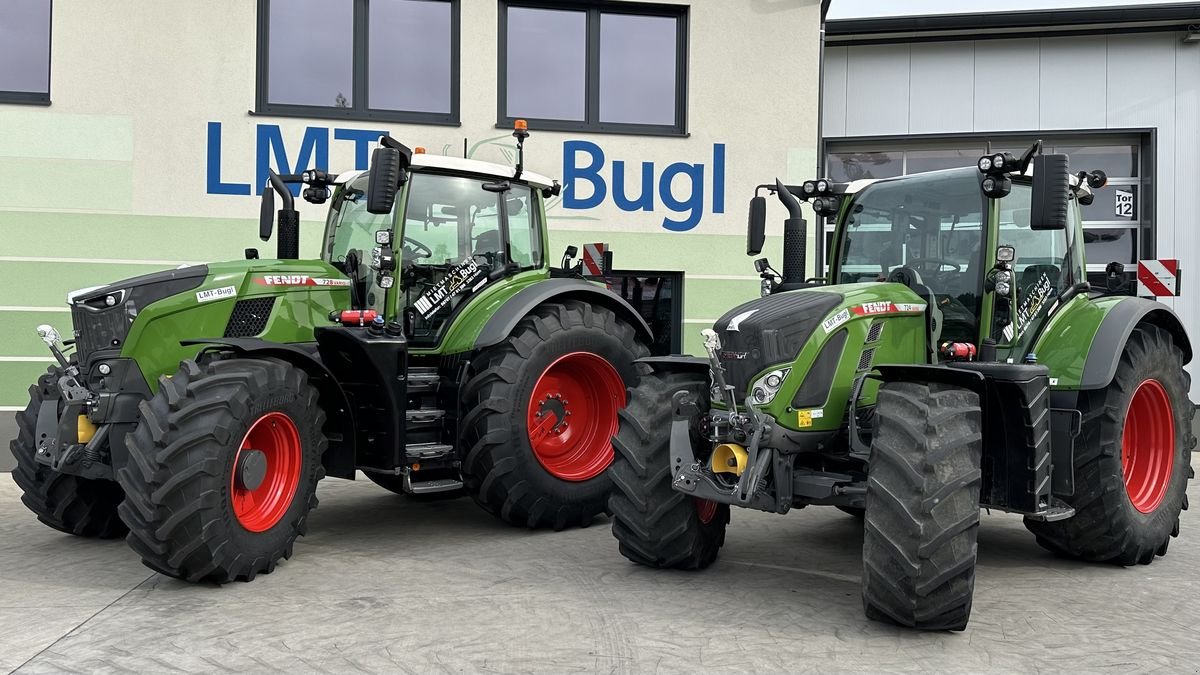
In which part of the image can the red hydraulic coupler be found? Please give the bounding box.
[939,341,977,361]
[333,309,379,326]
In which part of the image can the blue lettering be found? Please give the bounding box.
[256,125,330,196]
[563,140,606,209]
[658,162,704,232]
[712,143,726,214]
[205,122,251,196]
[612,160,654,211]
[334,128,388,170]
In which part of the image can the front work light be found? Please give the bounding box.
[749,367,791,405]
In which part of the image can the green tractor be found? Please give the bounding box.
[608,142,1194,630]
[11,125,669,582]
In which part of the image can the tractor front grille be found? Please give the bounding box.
[713,290,844,400]
[224,298,276,337]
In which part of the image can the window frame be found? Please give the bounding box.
[255,0,460,126]
[0,0,52,105]
[497,0,688,137]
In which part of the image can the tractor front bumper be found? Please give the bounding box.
[33,354,150,481]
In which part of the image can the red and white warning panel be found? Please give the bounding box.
[1137,259,1181,297]
[582,242,608,276]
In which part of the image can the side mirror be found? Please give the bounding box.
[259,182,275,241]
[1031,153,1070,231]
[367,147,403,215]
[747,195,766,255]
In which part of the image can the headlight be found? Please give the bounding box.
[978,156,992,172]
[760,278,773,297]
[748,367,791,405]
[996,280,1012,296]
[992,153,1006,169]
[994,269,1012,284]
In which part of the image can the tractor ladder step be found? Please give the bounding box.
[406,408,445,427]
[407,367,440,393]
[405,442,454,461]
[408,477,464,495]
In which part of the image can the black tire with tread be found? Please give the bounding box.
[461,300,649,530]
[10,366,127,538]
[609,371,728,570]
[1025,325,1195,565]
[862,381,982,631]
[117,357,327,583]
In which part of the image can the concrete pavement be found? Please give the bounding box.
[1,467,1198,673]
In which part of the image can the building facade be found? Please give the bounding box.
[0,0,822,410]
[821,3,1200,392]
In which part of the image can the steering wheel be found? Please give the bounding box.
[402,236,432,260]
[905,258,962,274]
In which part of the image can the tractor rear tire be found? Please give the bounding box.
[10,366,127,538]
[117,357,326,583]
[461,300,649,530]
[609,371,728,570]
[1025,325,1194,565]
[862,381,982,631]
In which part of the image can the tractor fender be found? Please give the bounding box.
[1079,297,1192,390]
[872,363,987,397]
[636,355,710,374]
[180,338,356,478]
[473,277,653,350]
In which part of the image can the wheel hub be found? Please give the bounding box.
[525,352,625,482]
[235,449,268,491]
[1121,378,1175,514]
[230,412,302,532]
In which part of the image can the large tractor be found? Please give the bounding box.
[608,142,1194,630]
[11,125,671,582]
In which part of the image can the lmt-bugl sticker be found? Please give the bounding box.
[414,258,485,318]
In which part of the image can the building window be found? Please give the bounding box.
[256,0,459,125]
[0,0,52,104]
[499,1,688,136]
[824,134,1153,293]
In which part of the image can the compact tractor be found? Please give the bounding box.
[608,142,1194,630]
[12,124,670,582]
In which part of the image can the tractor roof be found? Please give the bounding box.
[337,155,555,190]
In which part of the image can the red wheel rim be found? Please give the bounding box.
[231,412,303,532]
[1121,379,1175,514]
[694,498,718,525]
[526,352,625,482]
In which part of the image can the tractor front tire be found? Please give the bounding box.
[10,366,126,538]
[117,357,327,582]
[609,371,728,570]
[1025,325,1194,565]
[862,381,982,631]
[461,300,649,530]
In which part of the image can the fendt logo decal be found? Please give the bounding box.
[851,302,926,316]
[253,275,352,287]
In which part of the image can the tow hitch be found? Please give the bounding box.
[33,325,110,480]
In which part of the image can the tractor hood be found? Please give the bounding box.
[711,283,929,408]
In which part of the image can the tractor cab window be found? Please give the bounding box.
[324,173,393,294]
[836,168,985,342]
[998,181,1072,300]
[399,172,538,346]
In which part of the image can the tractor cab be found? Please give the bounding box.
[319,126,560,349]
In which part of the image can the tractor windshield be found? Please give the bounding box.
[323,173,392,283]
[836,168,985,341]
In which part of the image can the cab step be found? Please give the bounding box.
[406,408,445,425]
[407,367,440,393]
[407,476,464,495]
[406,442,454,461]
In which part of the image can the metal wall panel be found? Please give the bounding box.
[845,44,910,136]
[822,46,848,138]
[909,41,974,134]
[973,39,1040,131]
[1039,36,1108,130]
